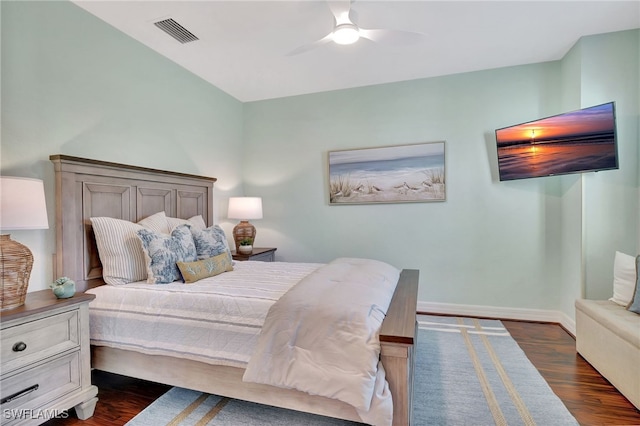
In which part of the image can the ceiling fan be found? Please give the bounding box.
[287,0,425,55]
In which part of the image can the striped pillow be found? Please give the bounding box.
[90,212,169,285]
[139,210,171,234]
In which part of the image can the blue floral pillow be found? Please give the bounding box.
[137,225,197,284]
[191,225,231,260]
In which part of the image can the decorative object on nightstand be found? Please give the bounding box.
[228,197,262,254]
[238,237,254,254]
[50,277,76,299]
[232,247,277,262]
[0,177,49,311]
[1,290,98,424]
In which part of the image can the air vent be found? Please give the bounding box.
[154,18,199,44]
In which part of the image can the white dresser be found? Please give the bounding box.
[1,291,98,425]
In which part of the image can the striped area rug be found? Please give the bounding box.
[414,315,577,426]
[126,315,578,425]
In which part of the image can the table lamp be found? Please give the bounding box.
[0,177,49,310]
[227,197,262,254]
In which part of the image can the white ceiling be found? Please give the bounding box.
[73,1,640,102]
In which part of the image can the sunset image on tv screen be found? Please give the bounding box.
[495,102,617,181]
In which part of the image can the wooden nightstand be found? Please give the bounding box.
[0,290,98,425]
[231,247,277,262]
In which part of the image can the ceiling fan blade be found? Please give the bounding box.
[326,0,352,25]
[359,28,426,46]
[286,32,334,56]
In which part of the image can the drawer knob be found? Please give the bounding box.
[12,341,27,352]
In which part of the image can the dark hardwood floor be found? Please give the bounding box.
[502,320,640,426]
[43,321,639,426]
[42,371,170,426]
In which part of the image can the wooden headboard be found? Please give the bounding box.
[50,155,216,292]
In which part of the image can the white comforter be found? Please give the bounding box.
[243,258,400,426]
[86,261,322,368]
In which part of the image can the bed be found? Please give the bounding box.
[50,154,419,426]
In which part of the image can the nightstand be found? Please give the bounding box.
[231,247,277,262]
[0,290,98,425]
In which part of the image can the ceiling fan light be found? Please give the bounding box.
[333,24,360,45]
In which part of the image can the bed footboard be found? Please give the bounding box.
[380,269,419,426]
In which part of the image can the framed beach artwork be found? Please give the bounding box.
[328,141,446,205]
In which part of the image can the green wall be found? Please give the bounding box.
[2,1,638,322]
[243,64,570,311]
[557,39,586,319]
[579,30,640,299]
[1,1,244,290]
[243,31,639,318]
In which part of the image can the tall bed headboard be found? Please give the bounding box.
[50,155,216,292]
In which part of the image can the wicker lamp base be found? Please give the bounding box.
[0,234,34,311]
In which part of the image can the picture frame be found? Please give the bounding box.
[328,141,446,205]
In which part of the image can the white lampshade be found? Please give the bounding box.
[1,177,49,230]
[228,197,263,220]
[0,176,49,311]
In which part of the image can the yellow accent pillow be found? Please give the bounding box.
[177,252,233,283]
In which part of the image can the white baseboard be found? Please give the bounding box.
[417,301,576,337]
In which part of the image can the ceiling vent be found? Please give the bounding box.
[154,18,199,44]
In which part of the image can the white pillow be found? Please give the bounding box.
[166,215,207,232]
[139,210,171,234]
[609,251,636,306]
[90,211,168,285]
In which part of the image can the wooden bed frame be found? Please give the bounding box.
[50,154,419,425]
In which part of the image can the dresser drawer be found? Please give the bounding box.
[1,351,81,421]
[1,311,79,373]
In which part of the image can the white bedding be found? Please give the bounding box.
[86,261,322,368]
[243,258,400,426]
[88,258,400,425]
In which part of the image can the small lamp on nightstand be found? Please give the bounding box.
[228,197,262,254]
[0,177,49,310]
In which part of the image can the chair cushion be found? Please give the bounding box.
[576,299,640,349]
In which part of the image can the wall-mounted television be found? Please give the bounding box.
[495,102,618,181]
